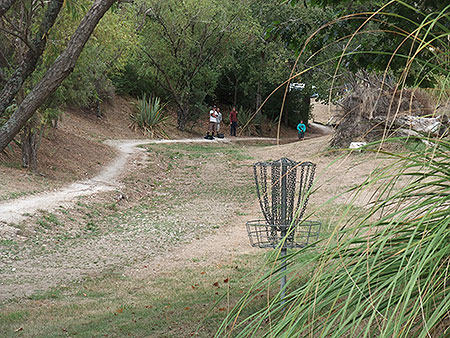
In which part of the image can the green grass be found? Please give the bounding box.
[0,190,42,202]
[0,254,267,338]
[0,239,18,247]
[146,143,256,162]
[0,141,273,337]
[0,161,22,170]
[36,212,62,231]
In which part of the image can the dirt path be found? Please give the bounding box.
[0,136,280,302]
[1,132,379,303]
[0,137,276,225]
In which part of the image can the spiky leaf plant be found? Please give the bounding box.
[238,106,264,136]
[130,94,168,137]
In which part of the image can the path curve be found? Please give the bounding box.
[0,137,277,224]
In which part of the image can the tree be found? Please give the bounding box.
[0,0,118,154]
[287,0,447,87]
[48,1,138,109]
[216,0,331,126]
[138,0,241,130]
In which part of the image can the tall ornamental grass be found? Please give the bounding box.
[217,1,450,337]
[218,137,450,337]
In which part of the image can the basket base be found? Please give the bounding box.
[246,219,321,249]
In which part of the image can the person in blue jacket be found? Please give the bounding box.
[297,120,306,140]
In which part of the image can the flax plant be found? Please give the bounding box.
[130,94,168,137]
[217,1,450,337]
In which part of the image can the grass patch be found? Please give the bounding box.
[0,253,268,338]
[146,143,256,162]
[36,212,62,231]
[0,161,22,170]
[0,239,18,247]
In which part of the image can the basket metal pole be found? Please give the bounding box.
[280,160,287,301]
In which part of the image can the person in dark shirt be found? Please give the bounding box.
[229,107,238,136]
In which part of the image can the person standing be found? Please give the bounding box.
[205,106,217,139]
[229,107,238,136]
[297,120,306,140]
[216,107,222,134]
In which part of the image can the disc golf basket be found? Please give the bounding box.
[246,158,321,299]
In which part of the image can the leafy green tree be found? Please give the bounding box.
[0,0,118,158]
[0,0,65,118]
[288,0,448,88]
[49,2,138,109]
[217,0,332,127]
[137,0,242,130]
[0,0,136,170]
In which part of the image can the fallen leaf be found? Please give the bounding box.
[218,307,226,311]
[191,285,196,289]
[223,278,229,283]
[116,308,123,313]
[184,307,191,311]
[213,282,219,287]
[200,271,206,275]
[145,305,153,309]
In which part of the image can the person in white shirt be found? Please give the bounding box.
[205,106,217,139]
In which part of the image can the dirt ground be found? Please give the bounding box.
[0,98,383,303]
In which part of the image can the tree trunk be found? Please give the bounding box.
[21,116,40,172]
[255,51,265,112]
[256,81,262,112]
[177,105,188,131]
[0,0,117,153]
[284,93,289,127]
[0,0,17,18]
[233,77,239,107]
[302,95,311,124]
[0,0,65,118]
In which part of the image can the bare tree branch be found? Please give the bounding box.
[0,0,64,117]
[0,25,34,50]
[0,0,18,18]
